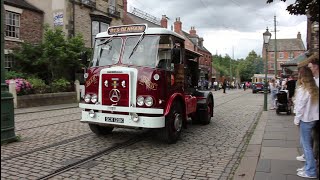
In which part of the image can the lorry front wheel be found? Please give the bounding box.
[89,124,114,135]
[159,101,183,144]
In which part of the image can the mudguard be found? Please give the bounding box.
[194,90,214,117]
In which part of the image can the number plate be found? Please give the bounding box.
[105,117,124,123]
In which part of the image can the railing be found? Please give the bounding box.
[80,0,96,8]
[108,5,120,18]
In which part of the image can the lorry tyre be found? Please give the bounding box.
[159,101,183,144]
[200,98,213,125]
[89,124,114,135]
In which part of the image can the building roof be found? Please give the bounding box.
[123,12,161,28]
[4,0,43,13]
[182,31,211,54]
[282,51,308,66]
[268,39,305,52]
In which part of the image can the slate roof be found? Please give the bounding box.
[4,0,43,13]
[268,39,305,52]
[123,12,161,28]
[182,31,211,54]
[282,51,308,66]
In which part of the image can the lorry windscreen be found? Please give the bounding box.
[90,38,122,67]
[122,36,160,68]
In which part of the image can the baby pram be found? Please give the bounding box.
[275,90,292,115]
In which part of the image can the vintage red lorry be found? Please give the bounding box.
[79,24,214,143]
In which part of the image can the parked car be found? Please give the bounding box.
[252,82,270,93]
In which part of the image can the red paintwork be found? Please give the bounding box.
[164,93,185,116]
[185,95,197,115]
[101,74,129,106]
[86,64,199,115]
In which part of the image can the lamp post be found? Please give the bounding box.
[1,0,16,143]
[263,27,271,111]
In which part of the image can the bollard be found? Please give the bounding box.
[74,80,80,102]
[8,80,17,108]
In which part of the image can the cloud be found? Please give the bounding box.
[128,0,307,59]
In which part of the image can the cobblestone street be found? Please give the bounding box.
[1,89,264,179]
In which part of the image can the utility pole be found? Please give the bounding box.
[274,16,278,78]
[230,46,233,80]
[1,0,16,143]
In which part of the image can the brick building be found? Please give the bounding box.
[123,5,213,84]
[262,32,306,76]
[171,18,212,84]
[4,0,44,70]
[25,0,124,48]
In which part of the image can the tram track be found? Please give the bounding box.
[1,132,92,162]
[36,132,149,180]
[14,106,80,115]
[15,112,80,123]
[16,118,80,132]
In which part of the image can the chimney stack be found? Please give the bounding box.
[160,15,167,29]
[297,32,301,39]
[189,26,197,37]
[174,17,182,33]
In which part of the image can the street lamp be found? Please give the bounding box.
[263,27,271,111]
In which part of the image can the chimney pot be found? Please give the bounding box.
[297,32,301,39]
[160,15,168,29]
[174,17,182,33]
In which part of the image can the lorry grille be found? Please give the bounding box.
[101,74,129,107]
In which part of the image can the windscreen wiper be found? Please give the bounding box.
[128,32,145,59]
[97,35,115,46]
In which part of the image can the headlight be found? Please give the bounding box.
[144,96,154,107]
[91,94,98,103]
[137,96,144,106]
[84,94,91,103]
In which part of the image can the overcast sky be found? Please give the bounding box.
[127,0,307,59]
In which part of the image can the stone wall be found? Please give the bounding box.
[17,92,77,108]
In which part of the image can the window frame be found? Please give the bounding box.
[4,50,14,70]
[5,11,20,39]
[279,52,284,59]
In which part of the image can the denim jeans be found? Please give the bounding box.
[300,120,318,177]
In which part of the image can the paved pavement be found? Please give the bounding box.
[4,89,316,179]
[234,103,314,180]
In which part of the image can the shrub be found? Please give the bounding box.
[51,78,71,92]
[5,71,27,79]
[27,77,48,94]
[5,78,33,95]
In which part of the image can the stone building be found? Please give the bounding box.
[25,0,124,48]
[4,0,44,70]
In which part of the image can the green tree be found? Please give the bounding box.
[235,50,263,81]
[266,0,319,22]
[12,26,87,83]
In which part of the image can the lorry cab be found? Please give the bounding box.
[79,24,214,144]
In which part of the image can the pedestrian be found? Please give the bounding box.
[296,53,319,165]
[293,66,319,179]
[281,78,287,90]
[223,79,227,93]
[243,82,246,91]
[269,78,278,110]
[213,81,218,91]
